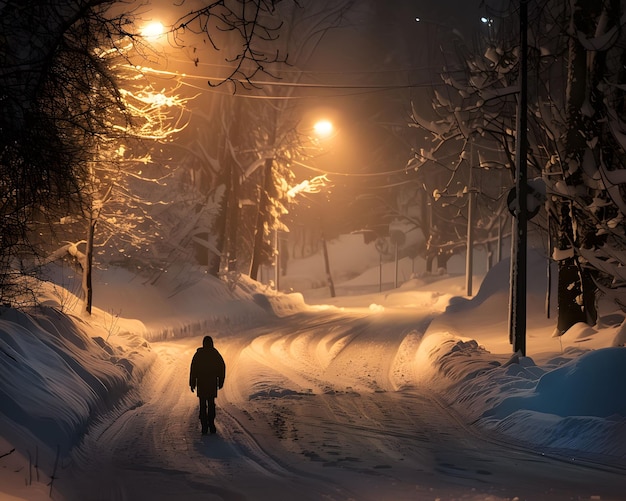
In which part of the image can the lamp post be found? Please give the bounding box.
[466,160,475,297]
[509,0,528,356]
[284,119,336,296]
[432,181,478,297]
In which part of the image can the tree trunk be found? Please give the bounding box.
[321,233,336,298]
[208,166,230,277]
[83,216,96,315]
[226,160,240,272]
[249,158,273,281]
[556,0,602,333]
[224,101,244,274]
[421,188,434,273]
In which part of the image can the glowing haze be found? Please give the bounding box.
[313,119,333,137]
[141,21,165,39]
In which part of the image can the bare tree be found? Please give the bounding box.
[0,0,121,303]
[407,20,518,272]
[171,0,294,91]
[413,0,626,332]
[165,1,355,282]
[244,0,355,281]
[0,0,300,304]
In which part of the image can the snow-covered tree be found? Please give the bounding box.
[170,1,355,282]
[497,0,626,332]
[1,3,189,312]
[410,0,626,332]
[406,20,517,273]
[0,0,126,304]
[54,81,190,313]
[0,0,299,304]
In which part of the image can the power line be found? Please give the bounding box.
[173,75,427,100]
[292,160,414,177]
[165,54,447,77]
[138,66,442,91]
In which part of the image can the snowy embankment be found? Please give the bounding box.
[415,253,626,461]
[0,267,306,500]
[1,248,625,499]
[0,303,151,500]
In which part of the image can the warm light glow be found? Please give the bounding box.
[144,92,171,107]
[141,22,165,40]
[287,174,330,199]
[313,120,333,138]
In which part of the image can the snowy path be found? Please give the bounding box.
[58,310,625,501]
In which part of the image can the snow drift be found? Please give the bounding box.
[0,247,625,500]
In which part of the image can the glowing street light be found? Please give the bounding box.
[313,119,333,138]
[141,21,165,40]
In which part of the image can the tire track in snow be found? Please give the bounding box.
[215,402,359,500]
[59,309,626,501]
[60,343,249,501]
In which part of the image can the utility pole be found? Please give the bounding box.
[509,0,528,356]
[466,142,475,297]
[274,228,280,291]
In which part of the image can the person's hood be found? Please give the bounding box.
[196,347,216,354]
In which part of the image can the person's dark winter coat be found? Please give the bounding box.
[189,336,225,434]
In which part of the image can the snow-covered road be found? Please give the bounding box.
[57,309,625,501]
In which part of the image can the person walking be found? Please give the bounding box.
[189,336,226,435]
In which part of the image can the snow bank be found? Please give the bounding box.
[0,265,311,499]
[2,244,626,500]
[0,302,155,499]
[415,331,626,458]
[89,266,309,340]
[415,251,626,461]
[488,347,626,419]
[0,306,147,452]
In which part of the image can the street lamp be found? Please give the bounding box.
[310,119,336,297]
[280,119,336,296]
[141,22,165,40]
[313,119,334,138]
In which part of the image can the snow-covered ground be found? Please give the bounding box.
[1,238,625,500]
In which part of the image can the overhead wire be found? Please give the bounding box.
[176,79,434,100]
[291,159,417,178]
[133,63,447,102]
[139,65,440,89]
[133,51,442,178]
[163,52,449,77]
